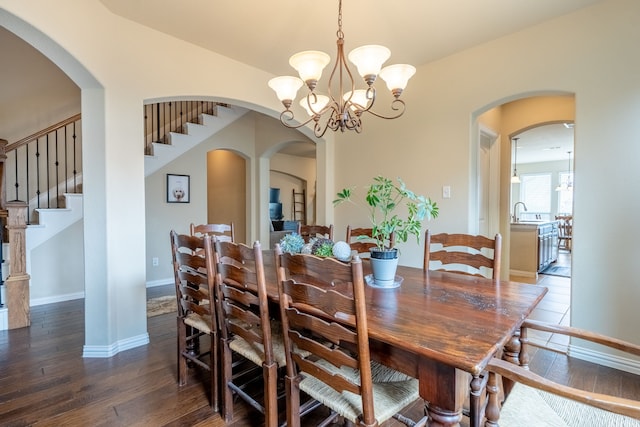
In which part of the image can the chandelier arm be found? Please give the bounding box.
[361,99,407,120]
[278,110,318,130]
[342,109,363,132]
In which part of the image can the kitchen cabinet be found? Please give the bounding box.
[510,220,559,279]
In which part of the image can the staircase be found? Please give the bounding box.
[0,100,248,331]
[26,193,83,250]
[144,103,248,176]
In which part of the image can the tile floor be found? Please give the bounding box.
[511,250,571,352]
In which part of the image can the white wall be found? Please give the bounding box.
[30,219,84,304]
[0,0,334,357]
[2,0,639,369]
[145,112,313,285]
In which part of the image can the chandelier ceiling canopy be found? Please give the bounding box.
[268,0,415,138]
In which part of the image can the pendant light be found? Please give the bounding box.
[511,137,521,184]
[556,151,573,191]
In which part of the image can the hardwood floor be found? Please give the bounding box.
[0,262,638,426]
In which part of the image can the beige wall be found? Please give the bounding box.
[207,150,246,244]
[331,0,640,366]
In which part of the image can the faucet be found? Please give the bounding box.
[513,202,528,222]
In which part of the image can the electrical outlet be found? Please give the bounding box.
[152,257,159,267]
[442,185,451,199]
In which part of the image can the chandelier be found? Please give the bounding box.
[268,0,415,138]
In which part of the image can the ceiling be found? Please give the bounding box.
[99,0,602,79]
[1,1,591,160]
[514,123,575,165]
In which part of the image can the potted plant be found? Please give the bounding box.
[334,175,439,287]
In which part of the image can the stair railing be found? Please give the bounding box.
[4,114,82,225]
[144,100,228,155]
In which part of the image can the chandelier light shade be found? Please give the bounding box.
[268,76,304,108]
[511,137,521,184]
[268,0,415,138]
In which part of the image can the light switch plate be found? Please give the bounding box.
[442,185,451,199]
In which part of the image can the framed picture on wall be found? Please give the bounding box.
[167,174,190,203]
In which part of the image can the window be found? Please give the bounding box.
[557,171,574,215]
[520,173,551,220]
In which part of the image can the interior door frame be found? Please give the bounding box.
[471,124,500,237]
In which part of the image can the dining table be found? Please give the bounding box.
[261,251,548,427]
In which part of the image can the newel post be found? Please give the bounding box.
[0,139,6,309]
[6,201,30,329]
[0,138,7,212]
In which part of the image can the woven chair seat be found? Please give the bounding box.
[184,312,213,334]
[228,320,313,368]
[229,320,287,367]
[500,383,640,427]
[298,358,419,424]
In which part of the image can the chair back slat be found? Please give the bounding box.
[191,222,235,244]
[298,224,334,243]
[424,230,502,280]
[346,226,396,257]
[170,231,216,320]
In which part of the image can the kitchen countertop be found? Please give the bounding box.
[511,220,558,228]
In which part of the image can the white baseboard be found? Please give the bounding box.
[569,343,640,376]
[30,291,85,307]
[0,307,7,331]
[82,332,150,358]
[146,278,173,288]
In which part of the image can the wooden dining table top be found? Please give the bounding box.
[261,251,548,378]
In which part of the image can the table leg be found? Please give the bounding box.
[501,331,522,398]
[419,357,465,427]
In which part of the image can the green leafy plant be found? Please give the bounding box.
[334,176,439,250]
[311,238,335,257]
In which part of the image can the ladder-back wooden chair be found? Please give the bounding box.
[190,222,235,242]
[274,246,427,427]
[346,226,395,258]
[213,239,283,427]
[424,230,502,280]
[169,231,219,411]
[423,230,502,424]
[483,319,640,426]
[555,215,573,252]
[297,223,334,243]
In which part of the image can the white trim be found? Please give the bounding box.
[146,278,173,288]
[569,344,640,376]
[30,291,85,306]
[82,333,150,358]
[0,307,7,331]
